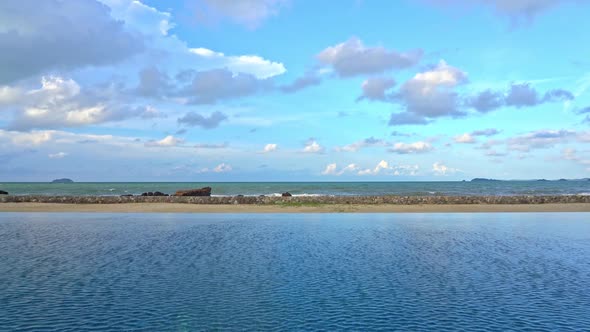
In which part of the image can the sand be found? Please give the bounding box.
[1,202,590,213]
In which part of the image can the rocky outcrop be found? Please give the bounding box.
[174,187,212,197]
[141,191,169,197]
[282,192,292,197]
[0,190,8,195]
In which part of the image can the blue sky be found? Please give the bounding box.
[1,0,589,181]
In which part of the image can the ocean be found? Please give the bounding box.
[1,213,589,330]
[1,180,590,196]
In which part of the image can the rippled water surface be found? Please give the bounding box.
[1,213,589,331]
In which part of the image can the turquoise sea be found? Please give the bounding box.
[1,180,590,196]
[1,213,589,330]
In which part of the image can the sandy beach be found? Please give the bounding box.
[1,202,590,213]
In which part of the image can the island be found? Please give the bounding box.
[51,178,74,183]
[470,178,502,182]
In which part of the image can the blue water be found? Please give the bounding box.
[1,180,590,196]
[1,213,589,331]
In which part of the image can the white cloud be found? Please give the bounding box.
[389,141,434,154]
[323,161,419,176]
[322,163,359,175]
[100,0,174,36]
[454,133,476,144]
[432,162,460,176]
[4,76,156,130]
[262,143,278,153]
[48,152,68,159]
[317,37,423,77]
[0,130,55,146]
[145,135,184,147]
[0,0,143,84]
[321,163,338,175]
[357,77,396,101]
[302,140,324,153]
[189,48,286,79]
[213,163,232,173]
[389,60,467,125]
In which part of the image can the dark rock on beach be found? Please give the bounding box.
[52,178,74,183]
[0,190,8,195]
[120,194,133,197]
[282,192,292,197]
[141,191,169,197]
[174,187,212,197]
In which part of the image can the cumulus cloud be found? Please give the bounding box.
[180,68,271,104]
[454,128,500,144]
[0,0,143,84]
[388,60,467,125]
[302,139,324,154]
[145,135,184,147]
[454,133,476,144]
[465,89,505,113]
[322,161,419,176]
[262,143,278,153]
[507,129,577,152]
[317,37,423,77]
[4,76,156,130]
[192,0,288,28]
[334,137,387,152]
[321,163,359,175]
[472,128,500,136]
[358,160,392,175]
[177,111,228,129]
[432,161,460,176]
[213,163,232,173]
[389,141,434,154]
[136,67,173,97]
[358,160,419,176]
[357,77,396,101]
[48,152,68,159]
[189,48,286,79]
[280,72,322,93]
[467,83,574,112]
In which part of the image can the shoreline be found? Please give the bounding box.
[1,202,590,213]
[1,195,590,213]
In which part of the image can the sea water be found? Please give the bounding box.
[1,180,590,196]
[0,213,589,331]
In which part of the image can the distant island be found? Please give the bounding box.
[51,178,74,183]
[470,178,502,182]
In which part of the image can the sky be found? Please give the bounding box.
[1,0,590,181]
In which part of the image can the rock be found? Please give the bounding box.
[120,194,133,197]
[0,190,8,195]
[282,192,292,197]
[51,178,74,183]
[236,195,244,197]
[153,191,168,196]
[174,187,212,197]
[141,192,152,196]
